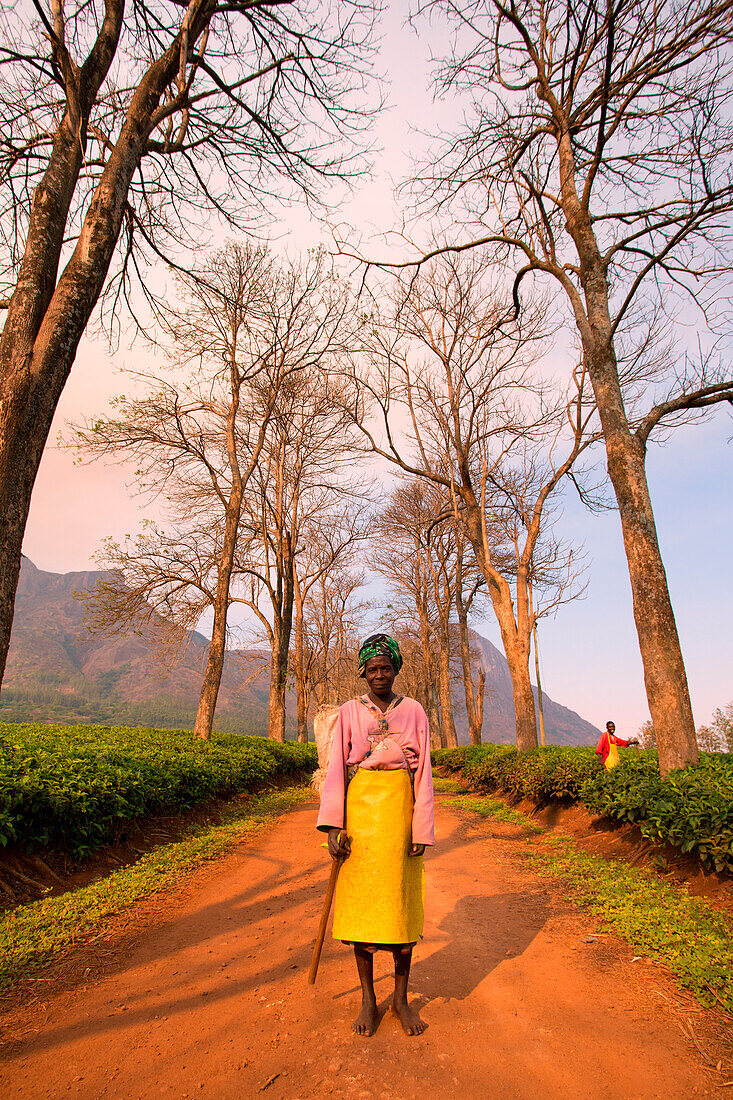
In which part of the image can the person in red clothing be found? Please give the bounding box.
[595,721,638,769]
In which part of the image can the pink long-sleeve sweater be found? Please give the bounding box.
[316,694,435,846]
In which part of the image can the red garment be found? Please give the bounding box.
[595,730,631,764]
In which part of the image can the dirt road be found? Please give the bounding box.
[0,797,725,1099]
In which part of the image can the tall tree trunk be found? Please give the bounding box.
[194,334,244,739]
[416,602,443,748]
[489,587,536,752]
[461,501,537,751]
[558,130,698,774]
[528,583,545,747]
[437,631,458,747]
[193,541,234,741]
[595,372,698,773]
[427,679,444,750]
[455,588,484,746]
[501,633,536,753]
[583,296,698,771]
[475,666,485,738]
[193,494,242,741]
[268,675,288,742]
[428,685,445,750]
[533,623,546,748]
[268,556,295,741]
[0,18,199,685]
[0,366,67,689]
[268,619,288,743]
[293,573,309,743]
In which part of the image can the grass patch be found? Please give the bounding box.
[0,785,312,990]
[444,794,542,833]
[432,776,464,794]
[531,836,733,1012]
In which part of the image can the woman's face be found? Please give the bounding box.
[363,655,396,698]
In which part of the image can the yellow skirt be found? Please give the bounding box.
[332,768,425,946]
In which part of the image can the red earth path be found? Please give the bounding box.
[0,795,728,1099]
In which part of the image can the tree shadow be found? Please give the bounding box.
[410,889,549,1005]
[0,815,336,1061]
[0,854,324,1063]
[331,815,549,1010]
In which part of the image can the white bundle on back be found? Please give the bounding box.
[311,704,339,795]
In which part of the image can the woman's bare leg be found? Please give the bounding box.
[391,947,426,1035]
[353,946,379,1036]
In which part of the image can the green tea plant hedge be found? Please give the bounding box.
[433,744,733,872]
[582,754,733,873]
[434,744,598,801]
[0,723,316,858]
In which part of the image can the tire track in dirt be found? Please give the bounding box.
[0,798,724,1099]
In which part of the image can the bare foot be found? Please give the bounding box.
[391,999,427,1036]
[352,999,378,1037]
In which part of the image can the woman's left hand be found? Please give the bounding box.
[408,843,426,857]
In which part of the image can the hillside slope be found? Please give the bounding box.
[466,632,600,746]
[2,557,270,733]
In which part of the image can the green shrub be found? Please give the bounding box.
[433,744,598,801]
[432,744,733,872]
[0,723,316,858]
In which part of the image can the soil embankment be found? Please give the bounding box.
[0,797,730,1099]
[521,797,733,914]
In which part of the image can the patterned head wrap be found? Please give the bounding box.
[357,633,403,677]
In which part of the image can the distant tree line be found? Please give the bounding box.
[640,704,733,754]
[0,681,269,735]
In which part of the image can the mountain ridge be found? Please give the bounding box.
[1,557,600,745]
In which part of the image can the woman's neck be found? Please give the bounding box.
[367,690,396,713]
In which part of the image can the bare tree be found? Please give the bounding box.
[387,482,489,747]
[374,482,446,745]
[74,245,351,739]
[0,0,378,687]
[373,477,487,747]
[637,720,656,751]
[292,505,367,742]
[452,519,487,745]
[396,0,733,771]
[697,702,733,753]
[421,493,462,748]
[350,255,591,750]
[299,559,367,719]
[235,365,360,740]
[713,705,733,753]
[83,522,214,664]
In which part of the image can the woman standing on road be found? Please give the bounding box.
[317,633,435,1037]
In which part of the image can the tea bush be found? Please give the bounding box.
[433,744,733,872]
[582,753,733,872]
[434,744,598,801]
[0,723,316,857]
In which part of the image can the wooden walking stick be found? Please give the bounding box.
[308,832,348,985]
